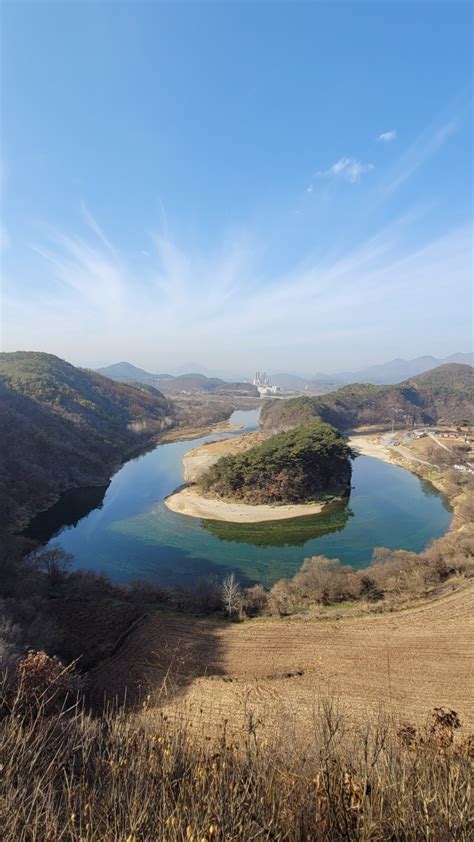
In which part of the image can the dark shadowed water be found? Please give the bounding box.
[27,409,452,588]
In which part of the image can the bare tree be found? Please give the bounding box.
[32,547,73,586]
[221,573,241,617]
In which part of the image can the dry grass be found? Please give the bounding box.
[1,668,472,841]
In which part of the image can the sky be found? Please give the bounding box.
[1,0,472,377]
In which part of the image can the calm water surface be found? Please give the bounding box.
[28,409,452,587]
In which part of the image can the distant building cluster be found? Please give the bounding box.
[252,370,282,396]
[253,370,270,387]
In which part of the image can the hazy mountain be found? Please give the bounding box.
[96,361,172,383]
[261,364,474,431]
[319,353,473,386]
[97,354,472,393]
[270,354,472,392]
[158,373,258,397]
[96,362,258,396]
[270,373,337,394]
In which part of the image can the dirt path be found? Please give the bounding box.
[427,432,452,453]
[91,584,474,736]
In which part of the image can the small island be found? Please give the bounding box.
[165,421,355,523]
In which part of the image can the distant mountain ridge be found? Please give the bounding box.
[261,363,474,432]
[271,353,473,391]
[97,353,472,393]
[96,362,258,397]
[331,353,474,385]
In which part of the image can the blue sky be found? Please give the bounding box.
[1,0,472,376]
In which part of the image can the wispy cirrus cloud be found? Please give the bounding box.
[31,231,127,325]
[316,157,375,184]
[378,129,397,143]
[20,210,258,341]
[80,201,117,254]
[382,115,462,196]
[3,202,471,372]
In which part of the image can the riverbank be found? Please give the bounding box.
[164,424,463,526]
[165,485,332,522]
[353,430,474,535]
[165,428,346,522]
[159,417,244,445]
[347,433,393,461]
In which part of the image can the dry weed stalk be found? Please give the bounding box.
[0,659,472,841]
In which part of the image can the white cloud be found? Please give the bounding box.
[331,157,352,175]
[318,157,375,184]
[3,204,468,371]
[378,130,397,143]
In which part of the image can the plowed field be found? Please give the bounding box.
[91,585,474,736]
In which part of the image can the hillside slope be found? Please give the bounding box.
[0,352,174,532]
[91,584,474,730]
[261,363,474,431]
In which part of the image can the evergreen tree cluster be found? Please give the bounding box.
[198,421,355,504]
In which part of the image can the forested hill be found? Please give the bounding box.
[261,364,474,432]
[0,352,175,533]
[198,421,354,504]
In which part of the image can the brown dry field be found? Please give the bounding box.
[91,583,474,737]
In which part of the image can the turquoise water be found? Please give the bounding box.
[29,409,452,588]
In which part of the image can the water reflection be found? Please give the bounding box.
[201,500,353,548]
[23,485,108,543]
[418,476,452,509]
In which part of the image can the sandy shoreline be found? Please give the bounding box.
[347,434,394,462]
[164,426,423,524]
[165,486,330,523]
[166,428,346,523]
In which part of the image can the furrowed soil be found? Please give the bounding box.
[90,584,474,738]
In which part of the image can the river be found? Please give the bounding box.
[26,408,452,587]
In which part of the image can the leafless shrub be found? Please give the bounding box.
[291,556,360,605]
[242,583,269,617]
[267,577,300,615]
[30,546,73,585]
[263,523,474,616]
[188,577,221,614]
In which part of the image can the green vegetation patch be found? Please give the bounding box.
[260,364,474,432]
[198,421,355,504]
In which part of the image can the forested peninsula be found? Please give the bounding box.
[197,421,355,505]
